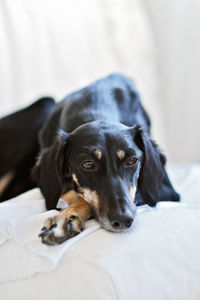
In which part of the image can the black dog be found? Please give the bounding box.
[29,73,179,245]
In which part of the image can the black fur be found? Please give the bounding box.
[0,97,55,201]
[31,73,179,217]
[0,73,179,227]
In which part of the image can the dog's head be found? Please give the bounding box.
[33,121,165,232]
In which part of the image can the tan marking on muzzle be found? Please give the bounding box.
[72,173,80,186]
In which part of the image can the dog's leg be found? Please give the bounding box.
[39,196,93,245]
[61,190,78,205]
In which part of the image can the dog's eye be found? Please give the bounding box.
[126,157,138,166]
[81,161,96,170]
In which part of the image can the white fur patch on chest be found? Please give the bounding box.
[79,188,99,208]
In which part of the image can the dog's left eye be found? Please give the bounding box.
[81,161,96,170]
[126,157,138,166]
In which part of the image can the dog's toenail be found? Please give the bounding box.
[39,232,45,237]
[47,229,54,236]
[50,223,57,229]
[41,226,47,231]
[66,221,72,230]
[39,227,47,237]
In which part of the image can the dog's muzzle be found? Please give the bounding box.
[98,203,136,232]
[109,211,134,230]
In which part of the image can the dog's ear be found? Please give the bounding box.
[133,125,165,207]
[32,129,69,210]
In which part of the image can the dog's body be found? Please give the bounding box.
[31,73,179,244]
[0,97,55,201]
[0,73,179,245]
[37,73,151,208]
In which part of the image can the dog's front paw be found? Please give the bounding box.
[39,214,83,245]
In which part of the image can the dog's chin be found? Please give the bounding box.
[97,216,134,233]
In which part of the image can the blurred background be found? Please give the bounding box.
[0,0,199,162]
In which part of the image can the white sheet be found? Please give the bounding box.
[0,164,200,300]
[0,189,100,282]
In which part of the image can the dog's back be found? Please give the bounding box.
[39,73,151,149]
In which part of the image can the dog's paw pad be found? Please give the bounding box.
[39,214,82,245]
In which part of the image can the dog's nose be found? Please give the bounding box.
[110,214,133,230]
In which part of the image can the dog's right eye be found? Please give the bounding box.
[126,157,138,166]
[81,161,96,170]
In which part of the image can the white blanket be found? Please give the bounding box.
[0,163,200,285]
[0,189,100,282]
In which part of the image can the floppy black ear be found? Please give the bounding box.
[32,130,69,210]
[134,125,165,207]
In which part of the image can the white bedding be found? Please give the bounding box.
[0,163,200,300]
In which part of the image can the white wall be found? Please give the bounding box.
[144,0,200,162]
[0,0,199,162]
[0,0,162,144]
